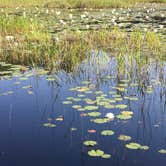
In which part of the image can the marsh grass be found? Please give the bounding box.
[0,16,50,41]
[0,0,166,8]
[0,8,165,71]
[0,16,164,71]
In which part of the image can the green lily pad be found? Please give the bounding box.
[43,123,56,128]
[66,97,75,100]
[125,142,141,149]
[72,105,82,109]
[72,98,82,102]
[88,149,104,157]
[92,118,110,124]
[116,114,132,120]
[63,101,72,104]
[83,140,97,146]
[118,135,131,141]
[140,146,149,150]
[116,104,128,109]
[95,91,103,94]
[104,104,115,109]
[77,108,86,111]
[88,112,101,117]
[158,149,166,154]
[101,130,114,136]
[84,105,99,111]
[101,154,111,159]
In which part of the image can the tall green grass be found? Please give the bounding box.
[0,0,166,8]
[0,26,164,70]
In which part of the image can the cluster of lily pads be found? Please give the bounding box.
[62,79,138,125]
[0,61,165,158]
[0,62,61,96]
[1,5,165,37]
[61,77,166,158]
[83,140,111,158]
[125,142,149,150]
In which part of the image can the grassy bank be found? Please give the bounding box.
[0,0,166,8]
[0,15,164,71]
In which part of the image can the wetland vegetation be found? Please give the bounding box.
[0,0,166,166]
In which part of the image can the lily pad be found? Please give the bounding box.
[63,101,72,104]
[83,140,97,146]
[72,105,82,109]
[92,118,110,124]
[101,154,111,159]
[43,123,56,128]
[116,104,128,109]
[140,146,149,150]
[84,105,99,111]
[121,111,133,115]
[116,114,132,120]
[125,142,141,149]
[88,112,101,117]
[101,130,114,136]
[158,149,166,154]
[118,135,131,141]
[88,149,104,157]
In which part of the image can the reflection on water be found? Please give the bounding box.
[0,52,165,166]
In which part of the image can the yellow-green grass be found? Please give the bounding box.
[1,26,165,70]
[0,0,166,8]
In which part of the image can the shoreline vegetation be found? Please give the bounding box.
[1,25,165,70]
[0,0,166,8]
[0,0,166,71]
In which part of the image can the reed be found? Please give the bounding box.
[0,0,165,8]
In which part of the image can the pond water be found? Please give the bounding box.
[0,52,166,166]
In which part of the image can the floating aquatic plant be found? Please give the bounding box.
[83,140,97,146]
[72,98,82,102]
[116,104,128,109]
[88,149,104,157]
[84,105,99,111]
[101,130,114,136]
[121,111,133,116]
[139,146,149,150]
[158,149,166,154]
[101,154,111,159]
[85,99,96,104]
[125,143,149,150]
[88,149,111,159]
[118,135,131,141]
[72,105,82,109]
[43,123,56,128]
[77,108,86,111]
[116,114,132,120]
[92,118,110,124]
[63,101,72,104]
[125,143,141,149]
[88,112,101,117]
[104,104,115,109]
